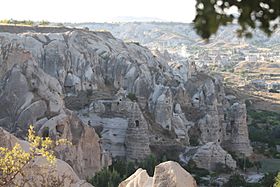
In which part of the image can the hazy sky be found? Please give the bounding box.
[0,0,196,23]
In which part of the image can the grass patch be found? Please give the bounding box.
[260,159,280,173]
[248,110,280,126]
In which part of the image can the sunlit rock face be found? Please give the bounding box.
[0,48,105,179]
[0,26,252,171]
[0,127,94,187]
[180,142,237,171]
[118,161,197,187]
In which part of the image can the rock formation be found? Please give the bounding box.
[119,161,197,187]
[0,25,252,174]
[118,168,153,187]
[0,127,94,187]
[0,48,106,179]
[181,142,237,171]
[223,103,253,156]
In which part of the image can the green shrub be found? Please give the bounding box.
[223,173,246,187]
[229,151,254,170]
[183,160,210,177]
[0,19,34,25]
[88,154,163,187]
[137,154,158,176]
[39,20,50,26]
[261,172,278,187]
[88,168,121,187]
[127,93,137,101]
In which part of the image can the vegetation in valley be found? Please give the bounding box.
[0,19,35,26]
[223,172,280,187]
[88,154,162,187]
[0,19,65,27]
[247,109,280,158]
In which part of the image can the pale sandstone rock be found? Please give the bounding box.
[119,161,197,187]
[186,142,237,171]
[38,111,104,178]
[0,128,94,187]
[153,161,197,187]
[125,102,151,161]
[119,169,153,187]
[0,54,105,179]
[224,103,253,156]
[0,26,252,168]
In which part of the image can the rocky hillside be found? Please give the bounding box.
[72,22,280,49]
[0,25,252,178]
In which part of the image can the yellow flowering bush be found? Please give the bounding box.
[0,125,70,186]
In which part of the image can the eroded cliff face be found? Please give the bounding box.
[0,26,252,172]
[0,47,106,179]
[0,127,94,187]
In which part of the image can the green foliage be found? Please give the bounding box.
[275,172,280,187]
[229,152,254,170]
[215,163,232,174]
[221,172,279,187]
[248,109,280,158]
[189,137,200,146]
[88,154,163,187]
[248,110,280,126]
[0,19,34,25]
[127,93,138,102]
[184,160,210,184]
[194,0,280,39]
[88,168,121,187]
[137,154,158,176]
[223,173,247,187]
[109,159,136,179]
[38,20,50,26]
[261,172,278,187]
[0,126,70,186]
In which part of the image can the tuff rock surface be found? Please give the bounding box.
[119,161,197,187]
[118,168,153,187]
[118,161,197,187]
[0,47,107,179]
[0,25,252,172]
[181,142,237,171]
[0,128,94,187]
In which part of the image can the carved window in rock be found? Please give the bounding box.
[56,124,64,135]
[135,120,140,127]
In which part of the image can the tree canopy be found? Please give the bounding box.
[193,0,280,39]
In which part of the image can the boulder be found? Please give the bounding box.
[119,168,153,187]
[119,161,197,187]
[153,161,197,187]
[190,142,236,171]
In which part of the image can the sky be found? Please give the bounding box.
[0,0,196,23]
